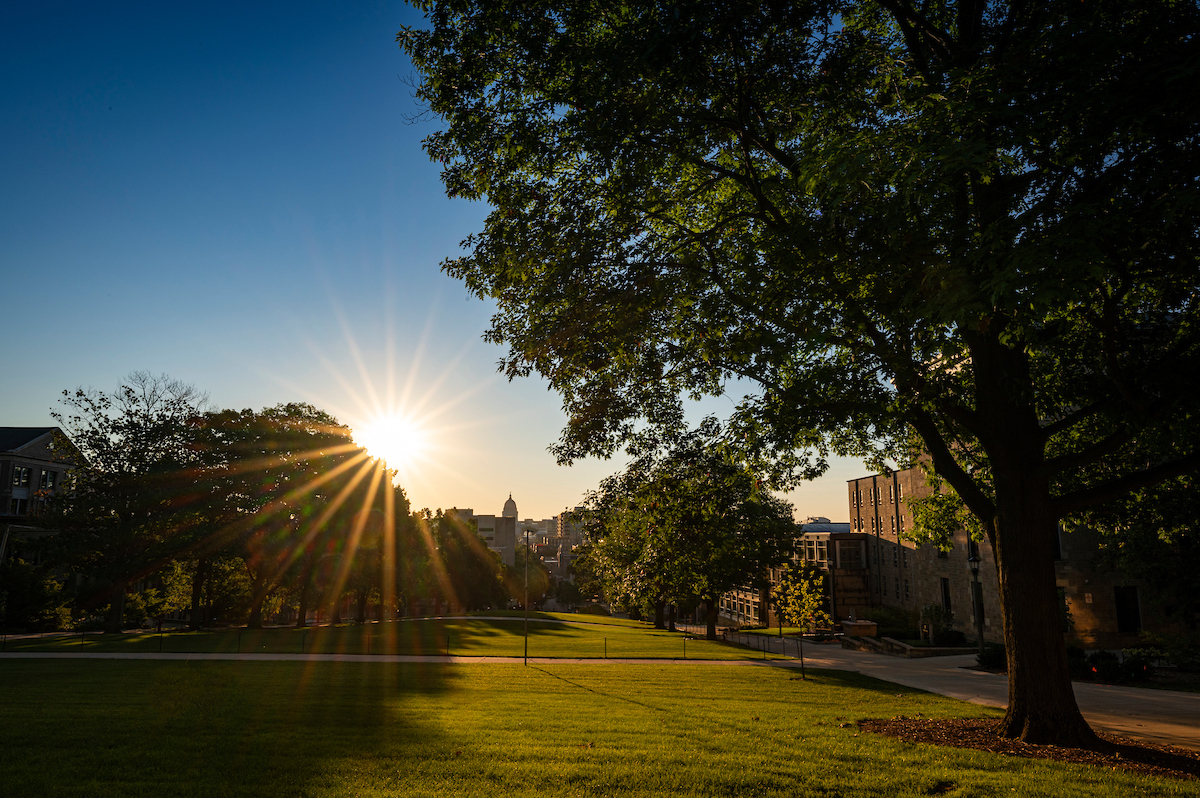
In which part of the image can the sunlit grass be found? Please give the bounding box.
[0,616,782,660]
[0,660,1183,797]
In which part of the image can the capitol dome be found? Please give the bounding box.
[502,493,518,518]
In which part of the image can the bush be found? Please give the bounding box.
[1067,646,1091,680]
[1120,652,1154,682]
[577,603,611,617]
[1087,650,1123,682]
[976,643,1006,670]
[920,604,955,645]
[869,606,919,640]
[938,629,968,647]
[1131,631,1200,672]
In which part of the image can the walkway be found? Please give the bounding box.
[715,630,1200,752]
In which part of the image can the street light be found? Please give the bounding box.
[524,528,530,666]
[968,552,984,656]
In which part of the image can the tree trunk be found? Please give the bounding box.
[188,557,207,631]
[104,579,128,634]
[993,471,1097,746]
[705,598,717,640]
[966,335,1098,747]
[668,603,677,633]
[356,592,368,624]
[247,569,270,629]
[654,599,666,629]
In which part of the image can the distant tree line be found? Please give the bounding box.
[0,373,527,634]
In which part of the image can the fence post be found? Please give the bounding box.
[604,637,607,659]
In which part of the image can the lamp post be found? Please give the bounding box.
[523,529,530,666]
[968,553,984,656]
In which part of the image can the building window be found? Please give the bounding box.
[968,538,981,560]
[892,545,898,567]
[897,484,903,501]
[9,498,29,516]
[904,579,910,599]
[890,516,896,534]
[899,514,905,534]
[816,540,827,562]
[894,577,900,599]
[1114,586,1142,634]
[39,470,57,489]
[12,467,31,487]
[940,577,952,613]
[902,548,908,568]
[839,541,864,569]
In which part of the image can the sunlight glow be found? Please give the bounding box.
[353,412,430,473]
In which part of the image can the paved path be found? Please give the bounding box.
[723,633,1200,752]
[4,631,1197,752]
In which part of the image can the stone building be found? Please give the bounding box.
[720,518,852,627]
[846,466,1181,650]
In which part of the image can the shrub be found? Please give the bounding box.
[869,606,919,640]
[1120,652,1154,681]
[976,643,1006,670]
[938,629,968,647]
[1067,646,1091,680]
[1131,631,1200,672]
[577,603,611,617]
[920,604,955,645]
[1087,650,1123,682]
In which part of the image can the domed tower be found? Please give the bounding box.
[502,493,518,518]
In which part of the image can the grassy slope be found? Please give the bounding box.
[0,659,1188,797]
[1,618,776,660]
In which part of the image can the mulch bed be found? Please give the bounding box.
[859,717,1200,781]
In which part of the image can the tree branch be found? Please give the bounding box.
[1055,451,1200,516]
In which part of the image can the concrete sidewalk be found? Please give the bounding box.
[757,638,1200,752]
[4,637,1197,752]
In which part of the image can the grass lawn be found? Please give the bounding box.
[0,659,1189,797]
[0,617,781,661]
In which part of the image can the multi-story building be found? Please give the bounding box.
[447,495,522,568]
[1,427,77,565]
[720,518,852,627]
[846,466,1182,649]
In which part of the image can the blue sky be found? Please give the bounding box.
[1,1,865,520]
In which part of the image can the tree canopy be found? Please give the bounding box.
[580,423,797,639]
[403,0,1200,744]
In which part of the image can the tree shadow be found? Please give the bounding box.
[0,659,463,796]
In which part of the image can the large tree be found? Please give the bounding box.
[402,0,1200,744]
[581,424,797,639]
[50,373,207,632]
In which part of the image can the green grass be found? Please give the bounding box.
[0,617,781,660]
[0,659,1188,797]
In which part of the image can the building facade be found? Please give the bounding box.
[845,466,1182,650]
[1,427,76,565]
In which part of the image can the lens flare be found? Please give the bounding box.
[353,413,429,471]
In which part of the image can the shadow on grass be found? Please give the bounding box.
[528,665,669,713]
[0,658,461,797]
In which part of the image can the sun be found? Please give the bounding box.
[353,413,430,471]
